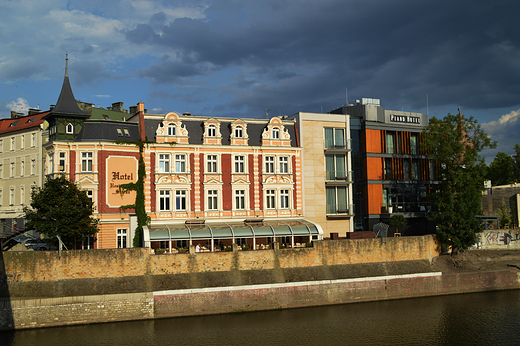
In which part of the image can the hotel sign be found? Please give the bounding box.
[390,114,421,124]
[106,156,137,207]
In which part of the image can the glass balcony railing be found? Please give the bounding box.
[326,204,355,215]
[380,202,432,214]
[326,170,353,181]
[324,138,351,150]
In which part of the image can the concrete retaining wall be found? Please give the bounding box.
[479,230,520,249]
[2,270,519,330]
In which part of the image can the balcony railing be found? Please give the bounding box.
[326,204,355,215]
[380,202,432,214]
[326,170,353,181]
[324,138,351,150]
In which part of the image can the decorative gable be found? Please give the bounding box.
[156,112,189,144]
[203,118,222,145]
[262,117,291,146]
[230,119,249,145]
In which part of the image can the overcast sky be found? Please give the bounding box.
[1,0,519,161]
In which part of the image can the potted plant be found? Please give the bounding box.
[389,214,407,235]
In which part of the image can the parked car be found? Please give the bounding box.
[24,238,48,251]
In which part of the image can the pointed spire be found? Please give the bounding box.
[50,54,87,116]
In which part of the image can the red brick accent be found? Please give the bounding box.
[222,154,231,210]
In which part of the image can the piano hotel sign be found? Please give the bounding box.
[106,156,138,207]
[390,114,421,124]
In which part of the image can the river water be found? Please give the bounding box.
[1,290,520,346]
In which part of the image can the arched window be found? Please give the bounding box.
[168,124,176,136]
[208,125,216,137]
[66,123,73,134]
[272,127,280,139]
[235,126,243,138]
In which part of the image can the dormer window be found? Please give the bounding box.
[208,125,216,137]
[66,123,73,134]
[168,124,176,136]
[272,128,280,139]
[235,126,243,138]
[117,128,123,137]
[123,129,130,137]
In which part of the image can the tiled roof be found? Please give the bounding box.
[0,111,49,135]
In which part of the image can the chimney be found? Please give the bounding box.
[137,102,144,112]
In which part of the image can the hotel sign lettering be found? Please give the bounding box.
[390,114,421,124]
[106,156,137,207]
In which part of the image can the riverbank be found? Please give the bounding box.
[1,237,520,330]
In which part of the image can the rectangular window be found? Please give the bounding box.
[10,162,14,177]
[176,190,186,211]
[235,126,243,138]
[265,156,274,174]
[0,164,3,179]
[168,125,176,136]
[385,158,392,180]
[235,190,245,210]
[31,159,35,175]
[175,154,186,173]
[81,152,93,172]
[117,229,127,249]
[59,152,66,172]
[86,190,93,201]
[280,189,290,209]
[21,135,24,150]
[279,157,289,174]
[411,134,419,155]
[326,186,348,214]
[207,190,218,210]
[31,133,36,147]
[386,133,395,154]
[11,137,15,151]
[159,154,170,173]
[325,128,346,149]
[234,155,245,173]
[207,155,218,173]
[0,139,3,153]
[9,188,15,205]
[159,190,170,211]
[326,154,346,180]
[266,189,276,209]
[20,186,24,205]
[404,160,410,180]
[412,160,420,180]
[20,161,24,177]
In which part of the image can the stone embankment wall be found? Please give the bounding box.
[1,235,518,330]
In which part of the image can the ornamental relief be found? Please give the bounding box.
[156,175,190,184]
[231,175,249,182]
[204,175,222,182]
[263,175,294,184]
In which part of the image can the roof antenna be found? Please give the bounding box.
[65,52,69,78]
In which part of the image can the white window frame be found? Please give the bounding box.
[21,135,24,150]
[206,155,218,173]
[158,154,170,173]
[208,125,216,137]
[279,157,289,174]
[20,186,25,205]
[31,133,36,147]
[9,187,15,206]
[168,124,176,136]
[10,162,14,178]
[11,137,15,151]
[59,152,66,172]
[174,154,186,173]
[272,128,280,139]
[280,189,290,209]
[66,123,74,134]
[265,156,275,174]
[234,155,245,173]
[207,190,218,210]
[31,159,35,175]
[117,229,127,249]
[175,190,187,211]
[81,152,93,172]
[159,190,171,211]
[235,126,243,138]
[20,160,24,177]
[235,189,246,210]
[266,189,276,209]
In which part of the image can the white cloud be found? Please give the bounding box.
[482,109,520,135]
[95,95,112,98]
[7,97,31,113]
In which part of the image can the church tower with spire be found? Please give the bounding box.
[44,54,89,142]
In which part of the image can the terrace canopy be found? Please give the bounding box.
[143,219,323,252]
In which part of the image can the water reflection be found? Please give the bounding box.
[2,290,520,346]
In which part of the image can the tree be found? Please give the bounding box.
[389,214,407,235]
[422,112,496,255]
[486,152,515,186]
[23,175,99,249]
[496,198,512,229]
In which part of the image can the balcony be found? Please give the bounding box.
[380,202,432,214]
[326,170,353,182]
[326,204,355,217]
[324,138,351,151]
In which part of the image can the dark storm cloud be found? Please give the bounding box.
[125,0,520,115]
